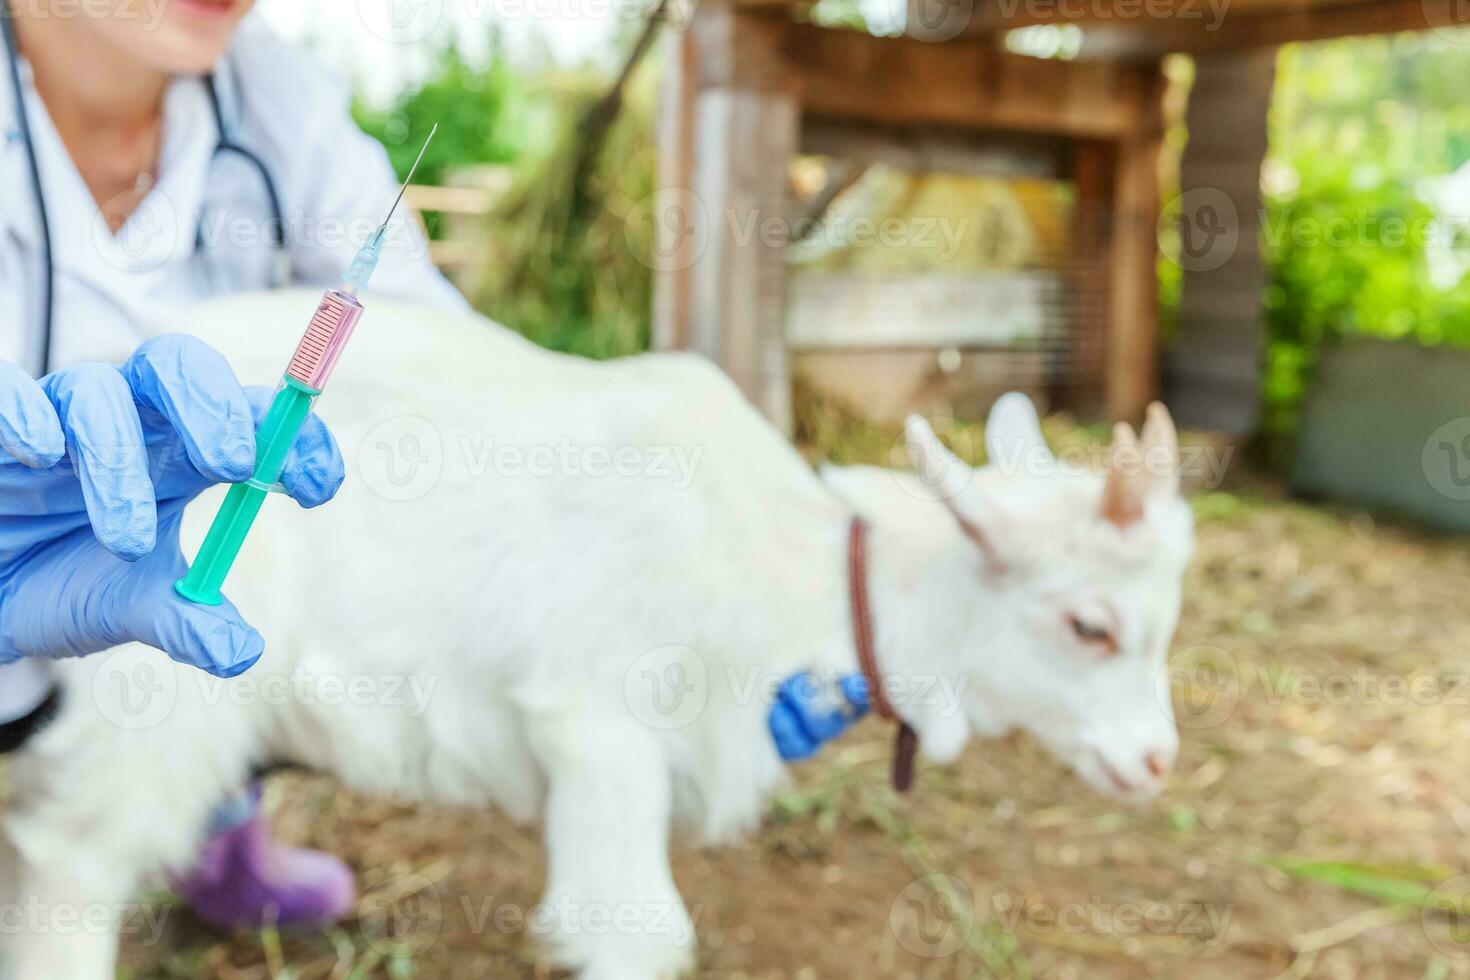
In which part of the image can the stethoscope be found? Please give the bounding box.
[1,9,288,374]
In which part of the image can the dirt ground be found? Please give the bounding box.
[111,449,1470,979]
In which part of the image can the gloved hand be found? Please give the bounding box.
[0,335,344,677]
[768,672,871,761]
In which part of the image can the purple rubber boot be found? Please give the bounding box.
[173,787,357,930]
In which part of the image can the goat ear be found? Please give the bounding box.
[1139,401,1180,499]
[904,415,999,560]
[1099,421,1146,528]
[984,392,1051,469]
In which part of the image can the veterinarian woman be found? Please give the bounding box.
[0,0,466,930]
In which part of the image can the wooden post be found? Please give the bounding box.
[1064,140,1116,418]
[652,2,798,431]
[1163,48,1277,435]
[1105,133,1163,424]
[653,28,697,352]
[689,86,798,432]
[1104,63,1167,425]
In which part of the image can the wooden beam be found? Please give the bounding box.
[799,118,1064,178]
[962,0,1434,36]
[1078,0,1462,59]
[692,8,1159,139]
[963,0,1244,33]
[688,2,793,93]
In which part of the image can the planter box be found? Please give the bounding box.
[1293,337,1470,532]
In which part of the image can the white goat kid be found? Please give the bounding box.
[0,291,1193,980]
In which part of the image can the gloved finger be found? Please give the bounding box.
[42,364,156,561]
[769,703,818,762]
[840,673,873,715]
[794,696,853,743]
[778,672,852,741]
[121,334,256,484]
[0,361,64,468]
[245,388,344,508]
[123,586,264,678]
[777,672,820,708]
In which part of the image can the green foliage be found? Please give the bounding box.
[352,36,656,359]
[353,41,526,236]
[1271,857,1452,908]
[473,70,657,360]
[1261,34,1470,439]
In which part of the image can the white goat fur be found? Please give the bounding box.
[0,291,1194,979]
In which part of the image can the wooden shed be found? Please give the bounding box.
[650,0,1461,433]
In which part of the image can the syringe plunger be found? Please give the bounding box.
[286,290,364,391]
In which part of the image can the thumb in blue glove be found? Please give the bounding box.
[768,671,871,762]
[0,335,345,677]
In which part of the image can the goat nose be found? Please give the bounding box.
[1144,750,1174,779]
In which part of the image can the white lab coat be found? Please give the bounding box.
[0,15,468,376]
[0,15,470,715]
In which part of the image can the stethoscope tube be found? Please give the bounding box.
[1,9,286,376]
[2,6,55,376]
[202,73,285,257]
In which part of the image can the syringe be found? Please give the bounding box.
[175,126,438,606]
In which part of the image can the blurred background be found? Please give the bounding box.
[122,0,1470,976]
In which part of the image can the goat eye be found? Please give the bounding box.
[1069,615,1116,650]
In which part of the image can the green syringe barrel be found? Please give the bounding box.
[173,377,319,606]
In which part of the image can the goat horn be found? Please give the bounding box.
[904,415,1000,562]
[1099,422,1145,528]
[905,415,972,502]
[1139,401,1180,498]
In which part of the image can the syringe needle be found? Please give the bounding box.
[379,123,439,231]
[338,122,440,296]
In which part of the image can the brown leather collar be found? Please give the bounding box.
[849,517,919,793]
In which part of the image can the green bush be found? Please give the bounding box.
[352,38,657,360]
[353,40,526,236]
[472,69,658,360]
[1262,33,1470,439]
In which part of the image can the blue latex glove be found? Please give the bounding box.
[769,672,871,761]
[0,335,345,677]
